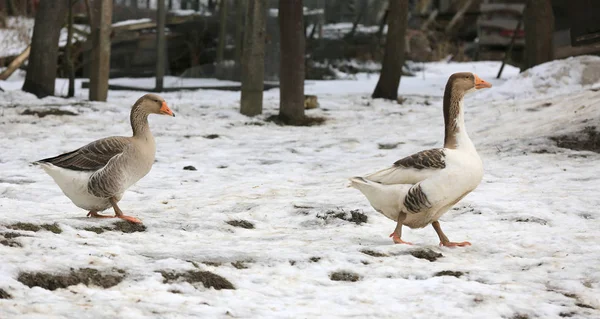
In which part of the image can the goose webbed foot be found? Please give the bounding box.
[432,221,471,248]
[87,211,114,219]
[390,212,412,245]
[109,197,143,224]
[389,232,413,245]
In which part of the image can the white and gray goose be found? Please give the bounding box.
[349,72,492,246]
[34,94,175,224]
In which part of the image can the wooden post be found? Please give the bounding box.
[89,0,112,101]
[156,0,166,92]
[66,0,75,97]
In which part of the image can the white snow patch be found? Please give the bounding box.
[478,55,600,101]
[112,18,153,27]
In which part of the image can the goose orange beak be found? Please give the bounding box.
[160,101,175,117]
[474,74,492,89]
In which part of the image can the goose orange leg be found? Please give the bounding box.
[109,197,142,224]
[87,211,113,218]
[432,221,470,247]
[389,212,412,245]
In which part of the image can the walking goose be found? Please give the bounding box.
[35,94,175,223]
[350,72,491,246]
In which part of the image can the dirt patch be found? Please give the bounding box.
[18,268,125,291]
[316,209,368,225]
[309,257,321,262]
[378,142,404,150]
[203,134,220,139]
[112,221,147,233]
[531,148,555,154]
[83,226,111,234]
[160,270,234,290]
[410,249,443,262]
[2,232,26,239]
[83,221,146,234]
[244,121,265,126]
[1,232,27,247]
[21,109,78,118]
[559,312,576,317]
[575,302,595,309]
[265,115,327,127]
[434,270,464,278]
[201,261,222,267]
[514,217,548,225]
[0,238,22,247]
[511,314,530,319]
[231,261,250,269]
[551,126,600,153]
[202,261,222,267]
[226,219,254,229]
[360,249,388,257]
[8,222,62,234]
[183,165,197,171]
[330,271,360,282]
[0,288,11,299]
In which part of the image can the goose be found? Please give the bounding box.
[349,72,491,246]
[34,94,175,224]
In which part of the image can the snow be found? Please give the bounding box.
[112,18,153,28]
[1,57,600,318]
[322,22,387,39]
[106,76,241,89]
[0,17,34,58]
[478,55,600,101]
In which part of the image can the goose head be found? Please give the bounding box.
[448,72,492,96]
[133,93,175,117]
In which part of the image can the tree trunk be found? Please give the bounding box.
[66,0,75,97]
[89,0,112,101]
[156,0,166,91]
[234,0,245,79]
[240,0,266,117]
[131,0,138,9]
[372,0,408,100]
[216,0,228,63]
[22,0,68,98]
[278,0,305,123]
[523,0,554,71]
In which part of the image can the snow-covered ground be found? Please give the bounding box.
[1,57,600,318]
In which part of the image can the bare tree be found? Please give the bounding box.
[216,0,228,63]
[372,0,408,100]
[523,0,554,71]
[278,0,305,124]
[89,0,113,101]
[240,0,267,116]
[234,0,245,79]
[22,0,68,98]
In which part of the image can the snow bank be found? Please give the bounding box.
[478,55,600,100]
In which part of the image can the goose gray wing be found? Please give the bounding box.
[364,148,446,185]
[37,137,130,172]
